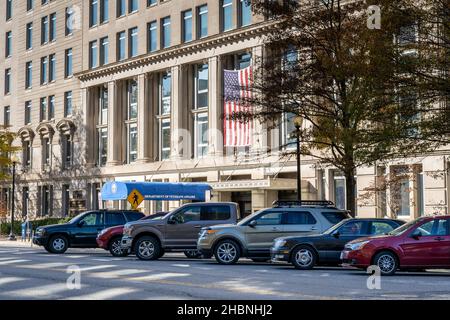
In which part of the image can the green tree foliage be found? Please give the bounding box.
[241,0,449,215]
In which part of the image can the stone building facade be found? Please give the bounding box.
[0,0,448,220]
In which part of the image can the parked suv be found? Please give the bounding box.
[121,202,239,261]
[198,200,351,264]
[33,210,144,254]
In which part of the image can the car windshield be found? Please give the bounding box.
[322,219,350,234]
[388,218,424,236]
[68,212,86,224]
[237,210,265,226]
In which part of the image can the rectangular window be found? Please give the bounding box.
[161,16,171,49]
[90,0,98,27]
[64,91,73,116]
[100,0,109,23]
[48,95,55,119]
[117,0,125,17]
[42,138,51,169]
[25,101,31,125]
[6,0,12,20]
[129,0,138,13]
[40,97,47,121]
[89,40,98,69]
[129,27,138,58]
[147,0,156,6]
[49,13,56,41]
[42,0,48,5]
[4,68,11,95]
[3,106,10,126]
[281,112,296,149]
[27,0,33,11]
[117,31,126,61]
[127,123,137,163]
[147,21,157,52]
[160,73,171,115]
[239,0,252,27]
[25,61,32,89]
[40,56,48,85]
[65,7,74,36]
[222,0,233,31]
[238,52,251,69]
[62,134,72,168]
[41,16,48,44]
[128,80,138,119]
[65,48,73,77]
[397,179,411,216]
[98,127,108,166]
[197,5,208,38]
[182,10,192,43]
[49,53,56,82]
[62,185,69,216]
[195,113,208,157]
[160,119,170,160]
[5,31,12,57]
[195,64,208,109]
[22,187,29,216]
[23,142,31,168]
[99,87,108,125]
[26,22,33,49]
[100,37,109,66]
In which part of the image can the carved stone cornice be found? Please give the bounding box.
[75,21,276,82]
[18,126,35,141]
[56,118,76,135]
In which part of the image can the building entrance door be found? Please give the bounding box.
[231,192,252,218]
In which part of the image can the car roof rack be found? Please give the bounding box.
[272,200,336,208]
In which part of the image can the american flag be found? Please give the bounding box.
[223,66,253,147]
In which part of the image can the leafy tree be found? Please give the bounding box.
[241,0,449,215]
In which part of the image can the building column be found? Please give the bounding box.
[137,74,151,163]
[250,45,268,155]
[208,56,224,157]
[170,65,187,160]
[82,87,96,168]
[107,81,121,166]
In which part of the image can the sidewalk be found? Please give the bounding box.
[0,237,35,248]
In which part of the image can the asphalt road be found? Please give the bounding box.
[0,243,449,300]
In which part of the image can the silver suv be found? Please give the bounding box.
[197,201,351,264]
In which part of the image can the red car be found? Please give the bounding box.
[97,212,167,257]
[341,216,450,275]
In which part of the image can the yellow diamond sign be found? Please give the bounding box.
[127,189,144,209]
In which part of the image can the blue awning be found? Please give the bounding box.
[101,181,212,201]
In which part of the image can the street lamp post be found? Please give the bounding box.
[293,116,303,202]
[8,154,19,241]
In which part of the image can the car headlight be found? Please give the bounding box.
[345,240,370,251]
[36,228,46,236]
[274,239,287,248]
[200,229,217,237]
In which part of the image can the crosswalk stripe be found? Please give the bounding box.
[0,277,28,286]
[0,259,29,265]
[128,272,190,281]
[67,287,138,300]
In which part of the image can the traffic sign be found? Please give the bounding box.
[127,189,144,209]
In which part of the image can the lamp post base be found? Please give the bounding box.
[8,233,16,241]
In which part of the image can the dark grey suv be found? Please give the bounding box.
[121,202,240,260]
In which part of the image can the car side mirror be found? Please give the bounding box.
[411,231,422,240]
[248,220,257,228]
[332,231,340,238]
[77,220,85,227]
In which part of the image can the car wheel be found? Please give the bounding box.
[44,245,53,253]
[184,249,203,259]
[135,236,161,261]
[109,237,128,257]
[214,240,240,265]
[49,235,68,254]
[158,249,165,259]
[291,245,317,270]
[251,258,270,263]
[373,251,398,276]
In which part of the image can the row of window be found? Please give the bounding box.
[88,1,252,69]
[21,133,73,172]
[2,91,72,128]
[23,49,73,90]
